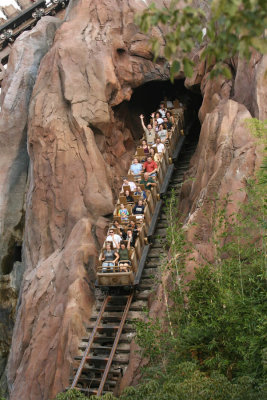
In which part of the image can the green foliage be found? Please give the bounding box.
[55,390,117,400]
[55,389,88,400]
[54,389,116,400]
[245,119,267,185]
[117,119,267,399]
[136,0,267,79]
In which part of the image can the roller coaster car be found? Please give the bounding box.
[96,244,138,288]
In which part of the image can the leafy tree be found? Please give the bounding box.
[55,389,88,400]
[55,389,117,400]
[137,0,267,78]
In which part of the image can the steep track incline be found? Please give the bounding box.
[70,134,198,397]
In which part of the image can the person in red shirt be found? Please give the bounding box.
[143,156,157,177]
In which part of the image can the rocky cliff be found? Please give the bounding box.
[0,0,265,399]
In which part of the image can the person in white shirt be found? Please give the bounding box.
[155,111,164,125]
[106,228,122,249]
[158,102,167,118]
[153,138,165,153]
[121,178,136,192]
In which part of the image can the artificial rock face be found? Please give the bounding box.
[0,16,62,394]
[6,1,170,399]
[2,1,266,399]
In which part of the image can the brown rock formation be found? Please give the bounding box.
[179,55,265,272]
[6,1,170,399]
[0,16,62,395]
[1,0,266,398]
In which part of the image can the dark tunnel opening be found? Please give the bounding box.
[113,79,202,144]
[1,239,22,275]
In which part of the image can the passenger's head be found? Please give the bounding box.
[127,229,133,236]
[120,242,126,249]
[159,124,164,130]
[144,172,149,180]
[149,148,155,156]
[160,102,165,109]
[133,157,139,164]
[163,117,168,123]
[114,220,119,227]
[142,139,147,146]
[129,220,135,227]
[138,199,143,206]
[123,177,129,185]
[166,111,172,118]
[147,124,152,130]
[120,203,125,209]
[136,186,142,192]
[125,190,130,196]
[156,138,161,144]
[154,120,158,126]
[147,156,153,163]
[106,242,113,250]
[155,112,161,119]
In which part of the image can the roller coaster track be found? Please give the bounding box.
[0,0,69,86]
[70,133,198,396]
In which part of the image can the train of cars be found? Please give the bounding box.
[96,102,184,291]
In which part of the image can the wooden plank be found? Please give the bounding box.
[97,293,133,396]
[71,295,110,389]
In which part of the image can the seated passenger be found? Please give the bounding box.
[134,185,147,200]
[142,139,150,155]
[101,242,119,273]
[166,110,175,125]
[139,114,156,145]
[158,102,167,118]
[143,156,157,176]
[163,116,172,130]
[121,177,136,192]
[118,241,131,271]
[106,228,121,249]
[114,220,127,240]
[125,189,134,203]
[130,157,143,177]
[153,138,165,154]
[140,172,157,190]
[128,220,140,236]
[154,119,159,132]
[118,203,129,222]
[132,199,145,219]
[155,111,164,125]
[149,147,161,163]
[125,228,136,247]
[157,124,168,143]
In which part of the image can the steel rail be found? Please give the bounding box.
[71,294,110,389]
[96,292,134,396]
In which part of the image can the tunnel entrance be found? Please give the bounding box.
[113,78,202,143]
